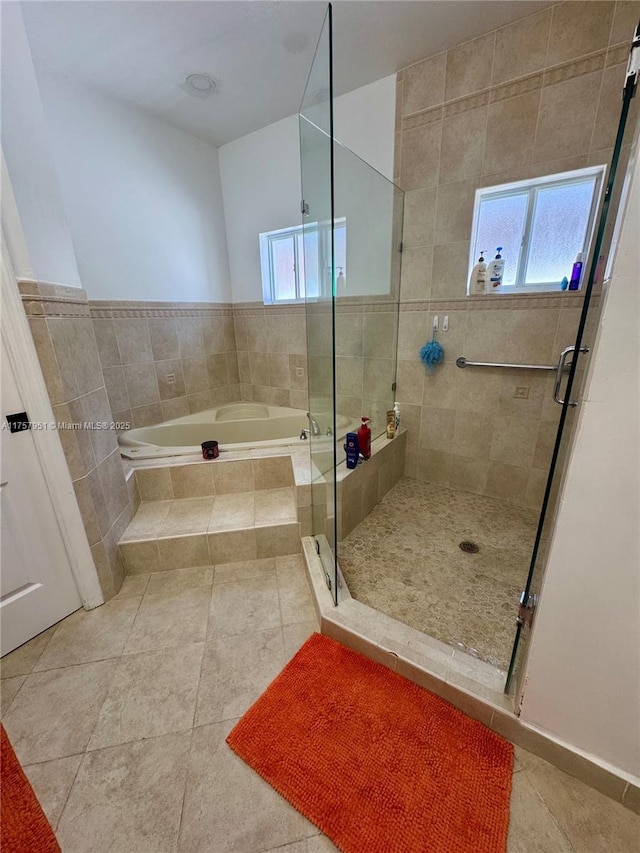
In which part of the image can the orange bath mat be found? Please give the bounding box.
[227,633,513,853]
[1,725,60,853]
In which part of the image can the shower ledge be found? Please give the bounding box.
[302,536,638,809]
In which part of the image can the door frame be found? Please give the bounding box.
[1,230,103,612]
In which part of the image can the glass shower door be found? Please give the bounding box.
[505,40,640,699]
[300,5,338,600]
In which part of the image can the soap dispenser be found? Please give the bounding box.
[469,250,487,294]
[488,248,505,288]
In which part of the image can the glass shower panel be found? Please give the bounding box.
[299,6,338,600]
[505,52,640,698]
[332,140,403,442]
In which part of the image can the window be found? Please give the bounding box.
[260,219,346,304]
[468,166,606,293]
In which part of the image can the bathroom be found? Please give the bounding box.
[1,1,639,849]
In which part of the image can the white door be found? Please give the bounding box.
[1,337,82,655]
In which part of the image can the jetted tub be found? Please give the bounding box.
[118,403,355,459]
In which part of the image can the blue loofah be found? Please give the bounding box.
[420,338,444,372]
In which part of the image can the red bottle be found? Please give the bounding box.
[357,417,371,460]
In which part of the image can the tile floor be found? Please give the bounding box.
[340,477,539,669]
[1,558,638,852]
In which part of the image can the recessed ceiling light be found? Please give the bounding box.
[181,73,218,98]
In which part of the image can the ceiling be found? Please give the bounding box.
[22,1,551,148]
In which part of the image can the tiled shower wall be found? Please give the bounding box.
[20,282,139,599]
[89,301,241,428]
[393,0,636,506]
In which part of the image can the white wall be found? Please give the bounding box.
[0,4,81,287]
[219,75,396,303]
[36,71,231,303]
[520,144,640,781]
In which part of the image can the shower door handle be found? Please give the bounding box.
[553,345,589,407]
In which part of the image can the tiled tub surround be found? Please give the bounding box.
[19,281,139,599]
[393,0,635,502]
[233,302,309,410]
[90,300,241,429]
[119,455,306,574]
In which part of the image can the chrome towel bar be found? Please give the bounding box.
[456,356,560,371]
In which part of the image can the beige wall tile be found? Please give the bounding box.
[80,388,118,465]
[182,357,209,395]
[93,318,121,368]
[506,309,559,364]
[170,464,215,498]
[124,363,161,408]
[131,402,163,427]
[103,366,130,413]
[206,354,229,388]
[449,455,491,493]
[363,358,395,401]
[415,448,452,485]
[155,359,186,400]
[265,314,288,353]
[445,31,495,101]
[336,356,363,398]
[148,318,179,361]
[483,91,540,175]
[490,416,540,467]
[402,187,437,247]
[525,467,548,508]
[493,8,552,86]
[395,360,425,405]
[157,534,210,571]
[453,410,494,459]
[53,403,94,480]
[422,363,459,409]
[176,318,205,359]
[28,318,66,405]
[402,52,446,115]
[591,63,633,150]
[533,419,558,470]
[252,457,293,490]
[419,406,456,453]
[203,319,227,355]
[485,460,529,503]
[245,315,267,352]
[249,351,270,386]
[363,312,397,359]
[497,373,547,420]
[533,71,603,163]
[609,1,640,46]
[435,179,476,243]
[66,320,104,396]
[208,529,257,563]
[431,241,470,299]
[119,540,160,574]
[73,476,102,546]
[256,523,301,558]
[399,246,433,301]
[268,353,290,388]
[96,449,130,527]
[400,122,442,190]
[286,315,307,355]
[113,319,153,364]
[135,468,174,501]
[214,460,254,493]
[440,106,487,184]
[288,354,308,390]
[547,1,614,66]
[161,397,190,421]
[47,319,80,401]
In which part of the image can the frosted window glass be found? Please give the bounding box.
[271,236,296,300]
[526,181,594,284]
[476,193,528,287]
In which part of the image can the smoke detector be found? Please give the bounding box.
[182,73,218,98]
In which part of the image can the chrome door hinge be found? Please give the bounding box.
[517,591,538,628]
[624,21,640,94]
[301,199,310,216]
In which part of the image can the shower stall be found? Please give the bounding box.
[300,4,639,700]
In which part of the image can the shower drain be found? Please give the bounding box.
[459,540,479,554]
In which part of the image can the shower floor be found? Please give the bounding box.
[339,477,539,670]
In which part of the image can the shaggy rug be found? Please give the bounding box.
[1,724,60,852]
[227,633,513,853]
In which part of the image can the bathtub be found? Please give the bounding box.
[118,403,355,459]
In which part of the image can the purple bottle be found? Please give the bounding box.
[568,253,583,291]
